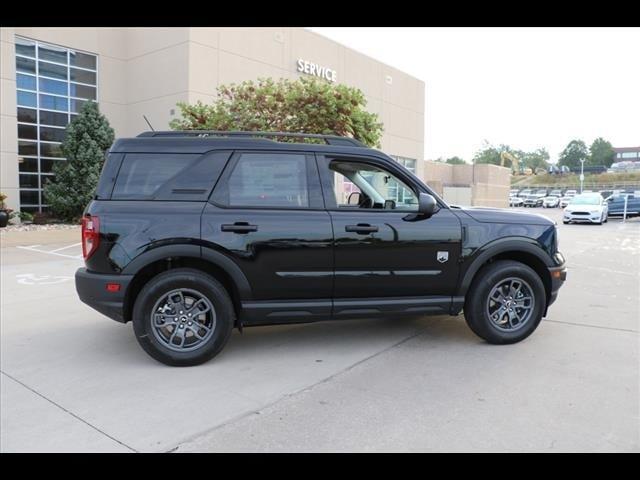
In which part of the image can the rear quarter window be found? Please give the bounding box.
[112,154,199,199]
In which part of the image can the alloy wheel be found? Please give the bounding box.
[150,288,216,352]
[485,277,535,332]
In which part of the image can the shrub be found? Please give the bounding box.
[170,77,383,148]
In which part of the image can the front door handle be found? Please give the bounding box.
[345,224,379,234]
[221,222,258,234]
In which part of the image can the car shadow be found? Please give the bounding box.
[41,313,481,368]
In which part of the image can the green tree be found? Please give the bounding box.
[558,140,588,169]
[520,148,550,171]
[588,137,615,167]
[445,156,466,165]
[472,142,550,173]
[472,142,515,166]
[43,102,115,221]
[170,77,383,148]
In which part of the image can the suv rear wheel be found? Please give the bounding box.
[464,260,546,344]
[132,268,235,366]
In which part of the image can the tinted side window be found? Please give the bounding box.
[215,153,309,208]
[329,160,418,211]
[112,154,199,199]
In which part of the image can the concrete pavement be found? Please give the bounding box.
[1,209,638,452]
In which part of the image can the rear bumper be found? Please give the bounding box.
[75,268,133,323]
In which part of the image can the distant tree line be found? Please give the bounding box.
[435,137,615,171]
[557,138,615,169]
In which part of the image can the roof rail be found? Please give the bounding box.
[136,130,366,148]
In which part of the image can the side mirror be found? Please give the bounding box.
[347,191,362,206]
[418,192,438,217]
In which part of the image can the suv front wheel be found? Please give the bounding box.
[132,268,235,366]
[464,260,546,344]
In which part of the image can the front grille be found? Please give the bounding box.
[572,212,589,215]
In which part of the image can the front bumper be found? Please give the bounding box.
[563,211,603,223]
[546,253,567,312]
[75,268,133,323]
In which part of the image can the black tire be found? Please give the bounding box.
[562,220,569,224]
[464,260,546,345]
[132,268,235,366]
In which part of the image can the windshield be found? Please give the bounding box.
[570,196,601,205]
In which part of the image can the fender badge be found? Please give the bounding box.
[437,251,449,263]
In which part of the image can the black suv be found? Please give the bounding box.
[76,131,567,366]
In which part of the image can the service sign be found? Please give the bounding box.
[296,59,337,83]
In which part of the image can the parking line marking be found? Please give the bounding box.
[16,273,74,285]
[16,245,82,260]
[49,242,82,253]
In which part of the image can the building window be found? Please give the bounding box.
[620,152,639,159]
[14,36,98,212]
[389,155,417,205]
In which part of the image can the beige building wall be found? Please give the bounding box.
[1,28,19,211]
[424,161,510,208]
[471,163,511,208]
[1,27,425,212]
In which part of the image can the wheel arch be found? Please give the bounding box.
[121,245,251,323]
[458,239,553,308]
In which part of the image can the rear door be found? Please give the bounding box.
[201,150,333,323]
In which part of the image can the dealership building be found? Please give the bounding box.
[0,27,426,213]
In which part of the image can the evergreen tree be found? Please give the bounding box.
[43,102,114,221]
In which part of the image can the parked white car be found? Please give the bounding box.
[542,196,560,208]
[563,193,609,225]
[559,194,575,208]
[509,196,524,207]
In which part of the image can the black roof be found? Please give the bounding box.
[110,130,376,155]
[138,130,366,147]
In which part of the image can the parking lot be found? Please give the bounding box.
[1,207,638,452]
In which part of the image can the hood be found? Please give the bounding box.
[450,205,555,226]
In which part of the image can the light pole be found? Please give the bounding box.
[579,158,585,193]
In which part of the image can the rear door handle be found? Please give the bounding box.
[345,224,379,234]
[221,222,258,233]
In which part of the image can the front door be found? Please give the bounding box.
[317,155,462,304]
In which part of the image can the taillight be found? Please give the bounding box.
[81,215,100,260]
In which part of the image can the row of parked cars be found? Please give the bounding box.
[509,188,578,208]
[509,188,640,223]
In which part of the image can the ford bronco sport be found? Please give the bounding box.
[75,131,567,366]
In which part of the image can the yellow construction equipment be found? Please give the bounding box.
[500,151,532,175]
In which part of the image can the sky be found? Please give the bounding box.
[310,27,640,163]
